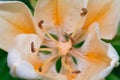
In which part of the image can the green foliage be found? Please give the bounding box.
[19,0,34,11]
[56,57,62,73]
[74,41,85,48]
[72,56,77,65]
[18,0,37,15]
[103,26,120,56]
[29,0,38,9]
[0,49,23,80]
[106,73,120,80]
[105,26,120,80]
[50,33,58,41]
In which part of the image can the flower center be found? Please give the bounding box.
[30,19,86,79]
[57,40,72,56]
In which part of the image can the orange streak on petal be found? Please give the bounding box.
[85,52,110,65]
[24,55,42,71]
[53,0,61,26]
[82,1,113,30]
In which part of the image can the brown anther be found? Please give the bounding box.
[31,42,35,53]
[38,20,44,29]
[81,8,88,16]
[39,67,42,72]
[70,48,72,50]
[72,70,81,74]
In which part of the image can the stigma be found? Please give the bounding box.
[57,40,72,56]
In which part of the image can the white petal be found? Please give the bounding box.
[0,1,35,51]
[97,44,119,79]
[7,34,43,79]
[10,60,41,79]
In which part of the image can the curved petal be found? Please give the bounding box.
[34,0,88,35]
[7,34,43,79]
[72,23,119,80]
[41,68,67,80]
[83,0,120,39]
[0,1,36,51]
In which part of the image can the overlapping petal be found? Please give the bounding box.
[83,0,120,39]
[0,1,35,51]
[7,34,43,79]
[34,0,88,35]
[71,23,119,80]
[7,34,67,80]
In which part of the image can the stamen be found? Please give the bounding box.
[38,20,58,43]
[31,42,35,53]
[38,20,44,29]
[31,41,53,53]
[39,67,42,72]
[62,56,79,80]
[38,48,53,52]
[41,55,58,73]
[61,56,73,72]
[43,39,56,48]
[70,49,85,60]
[81,8,88,17]
[72,70,81,74]
[71,8,87,38]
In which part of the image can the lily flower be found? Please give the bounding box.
[0,0,120,80]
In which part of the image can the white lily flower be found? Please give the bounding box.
[0,0,120,80]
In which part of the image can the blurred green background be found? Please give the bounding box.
[0,0,120,80]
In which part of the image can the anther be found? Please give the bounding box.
[31,42,35,53]
[38,20,44,29]
[81,8,88,16]
[70,48,72,50]
[38,20,57,43]
[72,70,81,74]
[39,67,42,72]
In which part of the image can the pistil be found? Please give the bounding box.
[57,40,72,56]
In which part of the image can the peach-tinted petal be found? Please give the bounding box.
[7,34,43,79]
[39,22,119,80]
[71,23,119,80]
[0,1,35,51]
[34,0,88,35]
[83,0,120,39]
